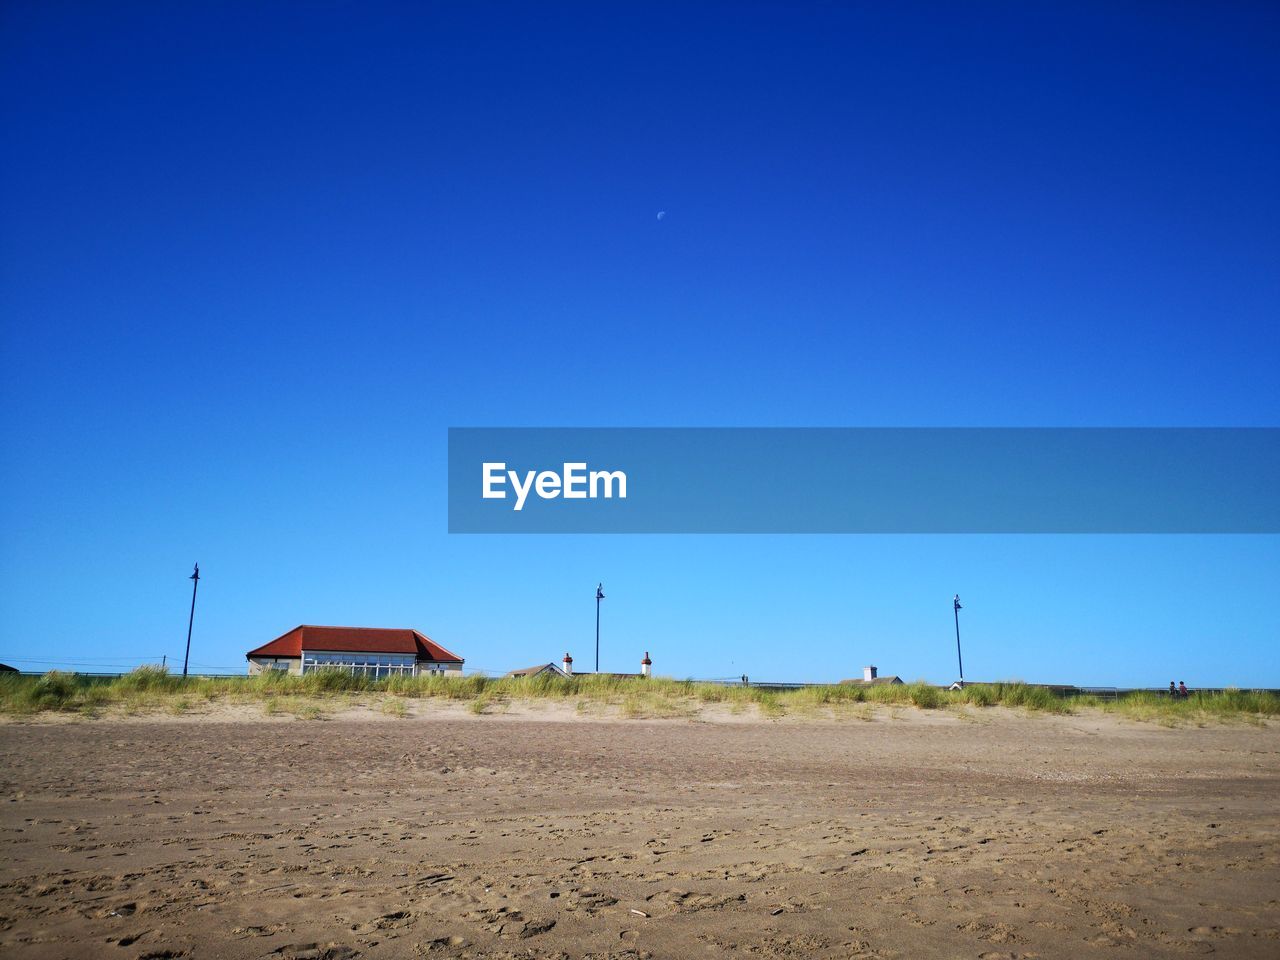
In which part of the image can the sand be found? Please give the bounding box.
[1,704,1277,959]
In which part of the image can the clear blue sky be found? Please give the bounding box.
[1,2,1277,685]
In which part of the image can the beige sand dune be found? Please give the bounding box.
[1,706,1277,959]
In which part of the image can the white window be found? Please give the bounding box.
[301,651,417,678]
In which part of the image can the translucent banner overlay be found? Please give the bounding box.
[447,428,1280,534]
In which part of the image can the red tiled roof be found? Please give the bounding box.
[246,626,463,663]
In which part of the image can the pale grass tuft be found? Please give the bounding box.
[0,671,1274,725]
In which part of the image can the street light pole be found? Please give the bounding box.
[183,564,200,678]
[953,594,964,684]
[595,583,605,673]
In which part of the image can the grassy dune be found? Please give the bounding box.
[1,667,1276,724]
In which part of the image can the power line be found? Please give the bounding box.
[0,655,169,665]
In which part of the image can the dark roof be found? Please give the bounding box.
[246,626,463,663]
[839,675,904,686]
[0,663,17,673]
[504,663,567,678]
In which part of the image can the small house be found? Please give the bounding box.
[839,665,904,686]
[504,661,571,679]
[505,651,653,679]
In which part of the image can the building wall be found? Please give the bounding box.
[420,661,464,677]
[247,655,463,677]
[247,657,302,676]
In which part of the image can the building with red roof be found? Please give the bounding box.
[246,625,464,678]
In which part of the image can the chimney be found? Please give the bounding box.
[640,651,652,678]
[563,653,573,676]
[863,665,877,682]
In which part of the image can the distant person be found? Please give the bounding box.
[1179,681,1189,698]
[1169,681,1177,697]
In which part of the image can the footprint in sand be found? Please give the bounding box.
[648,890,746,913]
[1188,925,1241,936]
[420,934,467,951]
[356,910,412,932]
[270,944,359,960]
[231,924,285,938]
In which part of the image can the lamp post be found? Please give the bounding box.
[183,564,200,678]
[953,594,964,685]
[595,583,605,673]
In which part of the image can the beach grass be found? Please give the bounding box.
[0,668,1275,723]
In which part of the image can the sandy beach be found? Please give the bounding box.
[1,705,1277,959]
